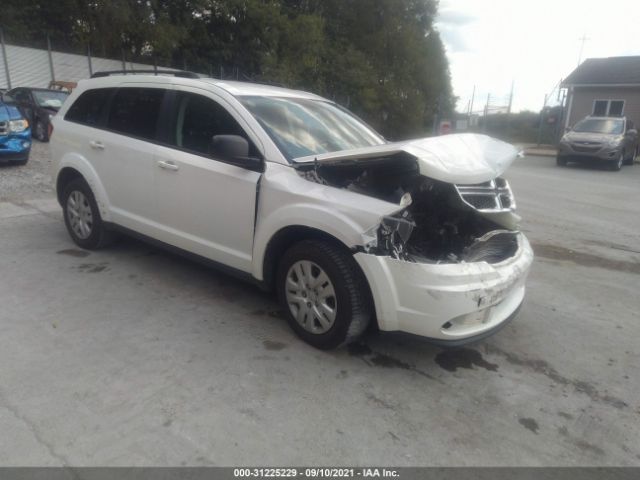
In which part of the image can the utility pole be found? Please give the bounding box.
[537,94,548,147]
[468,85,476,116]
[577,34,590,66]
[482,93,490,133]
[507,80,515,114]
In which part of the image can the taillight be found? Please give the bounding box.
[48,120,54,139]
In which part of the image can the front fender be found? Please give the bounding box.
[252,163,401,280]
[55,153,112,221]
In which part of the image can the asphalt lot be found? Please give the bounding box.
[0,143,638,466]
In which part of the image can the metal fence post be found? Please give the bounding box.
[87,44,93,76]
[0,27,11,89]
[47,35,55,82]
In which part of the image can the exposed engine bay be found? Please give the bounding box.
[296,153,520,264]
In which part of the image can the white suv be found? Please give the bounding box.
[51,71,533,349]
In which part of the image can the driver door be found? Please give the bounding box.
[153,88,263,273]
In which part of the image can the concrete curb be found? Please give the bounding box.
[522,149,558,158]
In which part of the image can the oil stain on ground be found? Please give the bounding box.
[75,263,109,273]
[57,249,90,258]
[532,243,640,275]
[434,348,499,372]
[348,343,439,381]
[263,340,287,351]
[518,417,539,434]
[486,344,628,410]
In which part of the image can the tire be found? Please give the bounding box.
[276,239,372,349]
[610,152,623,171]
[10,156,28,166]
[624,147,637,166]
[61,177,116,249]
[556,156,567,167]
[34,120,49,142]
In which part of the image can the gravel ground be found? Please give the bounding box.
[0,141,54,202]
[0,148,639,466]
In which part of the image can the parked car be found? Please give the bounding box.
[51,71,533,349]
[557,116,638,170]
[0,95,31,165]
[3,87,69,142]
[49,80,78,93]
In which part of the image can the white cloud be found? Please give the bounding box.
[436,0,640,112]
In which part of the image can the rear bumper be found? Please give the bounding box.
[354,233,534,343]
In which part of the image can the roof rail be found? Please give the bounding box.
[91,70,201,79]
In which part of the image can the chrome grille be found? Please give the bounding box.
[0,121,7,136]
[455,178,516,213]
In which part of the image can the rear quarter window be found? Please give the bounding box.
[65,88,115,127]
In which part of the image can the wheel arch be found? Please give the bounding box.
[54,156,111,221]
[261,225,347,290]
[260,225,378,328]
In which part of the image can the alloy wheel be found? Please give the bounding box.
[66,190,93,239]
[285,260,337,334]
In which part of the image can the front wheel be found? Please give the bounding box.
[610,152,623,171]
[556,156,567,167]
[62,178,116,249]
[277,239,372,349]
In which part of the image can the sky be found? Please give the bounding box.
[435,0,640,113]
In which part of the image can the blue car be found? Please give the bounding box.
[0,98,31,165]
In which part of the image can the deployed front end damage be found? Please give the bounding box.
[293,134,534,343]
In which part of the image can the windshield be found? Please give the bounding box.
[572,118,624,135]
[240,96,384,160]
[32,90,69,109]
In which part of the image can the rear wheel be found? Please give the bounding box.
[34,120,49,142]
[277,239,372,349]
[62,178,116,249]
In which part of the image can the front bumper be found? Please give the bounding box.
[0,131,32,162]
[557,142,621,162]
[354,233,534,343]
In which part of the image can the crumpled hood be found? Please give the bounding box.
[293,134,519,185]
[0,102,25,122]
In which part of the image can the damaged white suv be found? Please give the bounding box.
[51,71,533,349]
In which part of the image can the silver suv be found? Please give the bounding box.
[558,116,638,170]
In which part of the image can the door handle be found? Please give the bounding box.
[89,140,105,150]
[157,160,179,171]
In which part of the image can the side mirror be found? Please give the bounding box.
[210,135,263,172]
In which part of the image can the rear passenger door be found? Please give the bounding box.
[96,86,166,232]
[153,88,263,273]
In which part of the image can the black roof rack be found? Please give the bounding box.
[91,70,201,79]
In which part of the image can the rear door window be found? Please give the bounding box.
[65,88,114,127]
[107,87,165,141]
